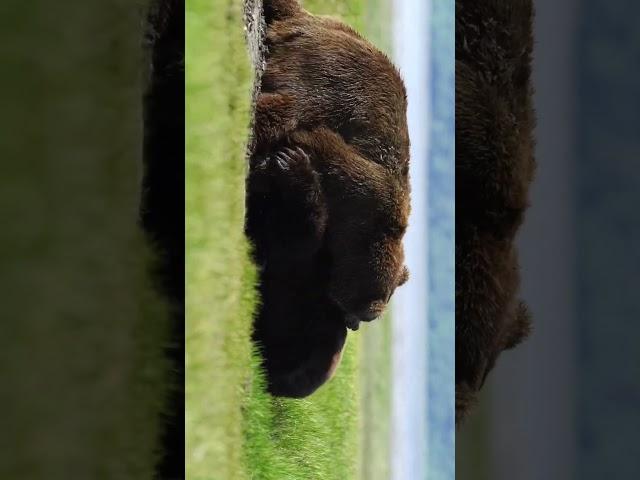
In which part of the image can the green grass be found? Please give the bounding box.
[357,313,392,480]
[186,1,391,479]
[186,0,255,478]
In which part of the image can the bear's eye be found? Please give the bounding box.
[388,222,407,239]
[387,225,402,238]
[338,119,367,144]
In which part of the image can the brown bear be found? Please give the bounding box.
[456,0,536,423]
[245,0,410,397]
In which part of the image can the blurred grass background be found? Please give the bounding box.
[185,0,393,479]
[1,1,170,478]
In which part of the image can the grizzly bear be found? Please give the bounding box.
[456,0,536,423]
[245,0,410,397]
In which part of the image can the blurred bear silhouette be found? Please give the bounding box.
[456,0,536,423]
[141,0,184,476]
[245,0,410,397]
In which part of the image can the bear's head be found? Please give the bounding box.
[285,49,411,331]
[325,163,411,330]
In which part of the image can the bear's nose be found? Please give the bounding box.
[356,300,387,322]
[358,309,380,322]
[345,314,360,330]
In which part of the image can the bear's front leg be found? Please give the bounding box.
[251,92,298,150]
[246,146,328,265]
[290,127,392,199]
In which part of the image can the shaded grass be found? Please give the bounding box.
[186,1,392,479]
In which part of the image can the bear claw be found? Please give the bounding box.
[274,147,310,171]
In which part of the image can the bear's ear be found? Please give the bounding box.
[398,265,410,286]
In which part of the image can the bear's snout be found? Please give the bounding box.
[341,298,388,330]
[356,300,387,322]
[345,298,388,329]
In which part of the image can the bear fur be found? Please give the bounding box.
[456,0,536,423]
[245,0,410,397]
